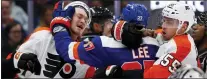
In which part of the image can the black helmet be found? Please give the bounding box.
[89,7,113,35]
[90,6,113,23]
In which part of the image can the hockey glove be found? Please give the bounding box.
[14,52,41,75]
[50,1,75,35]
[112,21,144,49]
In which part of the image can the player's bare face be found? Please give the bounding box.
[161,17,178,41]
[71,8,88,36]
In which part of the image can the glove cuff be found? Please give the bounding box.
[105,65,117,76]
[112,21,126,42]
[50,17,71,34]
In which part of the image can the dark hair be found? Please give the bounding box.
[4,21,25,41]
[184,21,189,27]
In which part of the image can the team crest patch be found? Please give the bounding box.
[15,52,22,59]
[84,41,95,51]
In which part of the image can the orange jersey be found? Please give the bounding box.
[144,34,198,78]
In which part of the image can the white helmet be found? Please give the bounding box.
[64,1,91,25]
[168,64,206,78]
[162,2,195,33]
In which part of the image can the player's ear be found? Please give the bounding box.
[177,21,188,34]
[181,21,189,31]
[93,23,100,28]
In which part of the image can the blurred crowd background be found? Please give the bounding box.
[1,0,207,78]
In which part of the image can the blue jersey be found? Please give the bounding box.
[54,32,159,70]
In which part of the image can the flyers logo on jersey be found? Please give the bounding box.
[43,52,76,78]
[84,41,95,51]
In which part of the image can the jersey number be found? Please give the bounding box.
[123,46,153,70]
[160,54,181,73]
[121,60,154,71]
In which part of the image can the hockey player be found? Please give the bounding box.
[13,1,95,78]
[144,2,198,78]
[88,6,113,36]
[81,6,113,41]
[84,6,114,78]
[51,2,159,78]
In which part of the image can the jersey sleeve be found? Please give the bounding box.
[13,35,42,68]
[54,31,133,68]
[144,53,176,78]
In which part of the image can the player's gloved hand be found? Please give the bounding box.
[112,21,144,49]
[50,1,75,35]
[14,52,41,75]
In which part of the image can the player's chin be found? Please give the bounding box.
[74,29,83,35]
[163,35,171,41]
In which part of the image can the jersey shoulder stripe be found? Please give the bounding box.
[100,36,126,48]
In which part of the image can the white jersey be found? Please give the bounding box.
[13,30,95,78]
[155,34,198,67]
